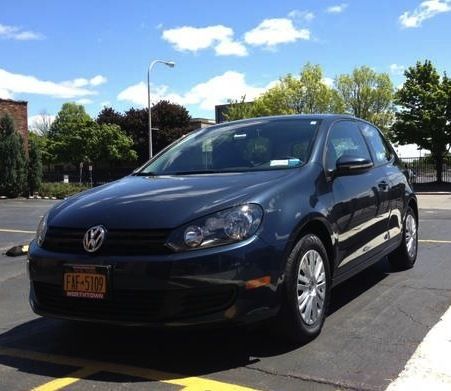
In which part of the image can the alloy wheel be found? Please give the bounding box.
[297,249,326,325]
[405,214,417,259]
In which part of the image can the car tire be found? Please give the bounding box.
[276,234,331,344]
[388,206,418,270]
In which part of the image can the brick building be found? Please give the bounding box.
[0,98,29,150]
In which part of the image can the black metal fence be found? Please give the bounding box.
[42,157,451,185]
[401,156,451,183]
[42,167,138,186]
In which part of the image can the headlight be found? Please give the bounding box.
[36,213,48,247]
[167,204,263,251]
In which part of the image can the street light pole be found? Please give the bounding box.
[147,59,175,159]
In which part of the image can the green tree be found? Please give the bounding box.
[27,134,43,195]
[335,66,395,134]
[49,103,94,164]
[393,60,451,183]
[87,123,137,165]
[0,115,27,197]
[223,96,257,121]
[50,103,137,166]
[98,101,192,164]
[224,63,345,120]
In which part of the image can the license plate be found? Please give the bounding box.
[63,265,109,299]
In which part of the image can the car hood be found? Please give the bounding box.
[49,171,295,229]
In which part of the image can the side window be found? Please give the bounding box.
[361,124,392,165]
[326,121,371,172]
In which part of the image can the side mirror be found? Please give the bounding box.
[334,155,373,175]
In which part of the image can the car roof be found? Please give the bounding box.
[219,114,357,126]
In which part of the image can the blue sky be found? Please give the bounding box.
[1,0,451,127]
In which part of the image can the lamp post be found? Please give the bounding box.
[147,60,175,159]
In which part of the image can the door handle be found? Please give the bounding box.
[378,181,389,191]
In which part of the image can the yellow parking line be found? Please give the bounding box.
[419,239,451,244]
[0,228,35,234]
[0,346,259,391]
[32,367,99,391]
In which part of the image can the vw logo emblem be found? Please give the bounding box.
[83,225,106,253]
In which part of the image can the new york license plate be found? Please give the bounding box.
[63,265,109,299]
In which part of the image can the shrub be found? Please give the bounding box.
[39,182,90,199]
[0,115,27,197]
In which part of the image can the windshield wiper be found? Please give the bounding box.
[132,171,157,176]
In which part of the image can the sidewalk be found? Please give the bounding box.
[417,194,451,210]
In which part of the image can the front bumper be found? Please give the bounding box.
[28,236,283,327]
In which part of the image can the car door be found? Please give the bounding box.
[325,120,386,271]
[360,122,403,242]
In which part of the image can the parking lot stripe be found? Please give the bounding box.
[0,228,36,234]
[386,305,451,390]
[419,239,451,244]
[32,367,99,391]
[0,346,259,391]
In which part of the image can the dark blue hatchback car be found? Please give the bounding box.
[28,114,418,342]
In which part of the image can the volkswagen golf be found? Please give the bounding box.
[28,114,418,343]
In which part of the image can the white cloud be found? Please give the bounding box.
[63,75,107,88]
[244,18,310,48]
[288,10,315,22]
[322,77,335,87]
[0,23,44,40]
[399,0,451,28]
[162,25,248,56]
[89,75,107,86]
[389,64,405,75]
[215,38,248,56]
[117,71,273,111]
[326,3,348,13]
[0,88,13,99]
[75,98,93,105]
[0,68,100,99]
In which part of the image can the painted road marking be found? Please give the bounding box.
[0,228,36,234]
[419,239,451,244]
[386,305,451,391]
[0,346,259,391]
[32,367,99,391]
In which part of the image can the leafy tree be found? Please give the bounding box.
[87,123,137,165]
[27,135,43,195]
[0,115,27,197]
[98,101,192,164]
[224,63,345,120]
[49,103,94,164]
[97,107,123,127]
[335,66,395,134]
[223,96,257,121]
[393,60,451,183]
[152,100,191,130]
[50,103,136,166]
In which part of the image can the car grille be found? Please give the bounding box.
[33,282,237,323]
[42,227,172,255]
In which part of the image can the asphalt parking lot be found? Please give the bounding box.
[1,198,451,391]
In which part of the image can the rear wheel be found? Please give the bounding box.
[388,206,418,270]
[276,234,331,344]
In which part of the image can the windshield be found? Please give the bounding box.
[138,118,320,175]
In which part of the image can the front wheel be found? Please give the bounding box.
[276,234,331,344]
[388,206,418,270]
